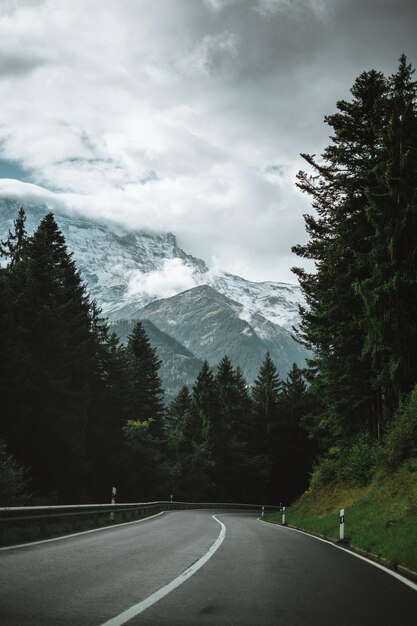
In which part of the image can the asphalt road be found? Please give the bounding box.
[1,509,416,625]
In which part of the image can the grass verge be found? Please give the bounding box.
[265,459,417,573]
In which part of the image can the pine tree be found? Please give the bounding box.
[251,353,282,502]
[355,55,417,419]
[124,321,167,499]
[87,329,131,501]
[276,364,316,501]
[293,69,389,439]
[165,385,197,500]
[189,361,217,497]
[166,385,191,434]
[252,353,282,455]
[0,207,28,265]
[126,321,165,436]
[1,211,108,502]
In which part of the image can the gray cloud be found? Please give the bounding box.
[0,51,44,76]
[0,0,416,282]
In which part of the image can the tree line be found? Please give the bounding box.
[0,210,314,504]
[292,54,417,485]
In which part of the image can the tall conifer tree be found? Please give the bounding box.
[293,69,389,439]
[126,321,165,436]
[15,213,97,501]
[355,56,417,417]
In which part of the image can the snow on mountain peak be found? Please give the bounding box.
[0,198,304,330]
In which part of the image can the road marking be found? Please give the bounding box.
[100,514,226,626]
[0,511,166,552]
[258,519,417,592]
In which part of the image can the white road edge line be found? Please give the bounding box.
[99,514,227,626]
[258,518,417,592]
[0,511,166,551]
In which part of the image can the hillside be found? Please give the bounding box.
[265,460,417,575]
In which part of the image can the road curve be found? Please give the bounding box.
[1,509,416,625]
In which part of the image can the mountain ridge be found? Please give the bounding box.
[135,284,308,383]
[0,197,304,330]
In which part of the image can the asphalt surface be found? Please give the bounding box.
[1,509,416,625]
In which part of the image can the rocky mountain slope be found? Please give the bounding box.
[135,285,307,383]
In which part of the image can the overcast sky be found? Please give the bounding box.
[0,0,416,283]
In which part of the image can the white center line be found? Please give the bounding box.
[100,514,226,626]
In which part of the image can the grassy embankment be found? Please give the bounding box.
[265,459,417,573]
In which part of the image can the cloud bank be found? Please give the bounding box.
[0,0,416,281]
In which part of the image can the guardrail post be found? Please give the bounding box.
[339,509,345,540]
[110,486,116,522]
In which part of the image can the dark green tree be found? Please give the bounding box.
[293,68,389,440]
[124,321,167,499]
[126,321,165,436]
[188,360,217,499]
[251,353,283,502]
[165,385,193,500]
[19,213,98,501]
[276,364,316,502]
[0,207,28,265]
[252,353,282,454]
[166,385,191,433]
[355,55,417,419]
[87,329,131,501]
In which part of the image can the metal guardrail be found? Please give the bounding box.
[0,501,280,521]
[0,501,281,542]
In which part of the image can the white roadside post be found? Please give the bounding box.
[282,506,286,525]
[262,506,265,518]
[170,494,173,503]
[340,508,345,541]
[110,486,117,522]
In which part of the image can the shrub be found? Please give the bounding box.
[384,385,417,467]
[309,435,381,490]
[309,447,341,489]
[339,434,380,485]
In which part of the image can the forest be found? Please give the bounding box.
[0,209,314,505]
[1,55,417,507]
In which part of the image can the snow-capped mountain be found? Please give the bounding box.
[135,284,307,383]
[0,198,304,331]
[210,273,303,332]
[0,198,207,318]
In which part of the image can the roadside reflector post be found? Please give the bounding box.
[110,486,116,522]
[339,508,345,540]
[170,494,173,503]
[262,506,265,518]
[282,506,286,525]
